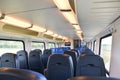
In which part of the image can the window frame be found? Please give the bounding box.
[93,40,96,52]
[0,39,25,50]
[99,34,112,55]
[99,34,112,71]
[90,41,92,50]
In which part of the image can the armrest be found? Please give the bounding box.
[44,68,47,77]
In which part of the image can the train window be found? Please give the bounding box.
[90,41,92,50]
[100,34,112,71]
[92,41,94,51]
[93,40,96,53]
[31,41,45,51]
[47,42,55,49]
[0,39,24,56]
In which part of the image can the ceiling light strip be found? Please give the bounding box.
[62,11,77,24]
[53,0,83,40]
[0,12,68,40]
[53,0,71,10]
[0,13,31,28]
[53,0,78,24]
[29,25,46,32]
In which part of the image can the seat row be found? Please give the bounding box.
[45,52,106,80]
[0,47,107,80]
[0,49,52,74]
[0,68,47,80]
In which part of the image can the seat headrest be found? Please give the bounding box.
[30,49,42,55]
[0,68,47,80]
[2,53,16,57]
[43,49,52,54]
[17,50,27,55]
[48,54,73,66]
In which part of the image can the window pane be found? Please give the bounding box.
[48,43,55,49]
[31,42,45,51]
[0,40,24,56]
[94,40,96,53]
[90,42,92,50]
[100,36,112,71]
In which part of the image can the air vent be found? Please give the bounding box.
[3,24,38,36]
[60,9,71,12]
[43,34,53,39]
[55,38,63,41]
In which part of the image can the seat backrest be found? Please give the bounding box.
[55,48,64,54]
[70,49,80,57]
[64,51,77,76]
[0,68,47,80]
[61,47,70,51]
[76,54,106,76]
[81,48,95,55]
[16,50,29,69]
[46,54,73,80]
[42,49,52,69]
[1,53,16,68]
[28,49,44,74]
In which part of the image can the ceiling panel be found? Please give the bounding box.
[76,0,120,41]
[0,0,55,14]
[0,0,78,39]
[9,8,75,37]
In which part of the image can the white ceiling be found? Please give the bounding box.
[0,0,119,41]
[76,0,120,41]
[0,0,78,39]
